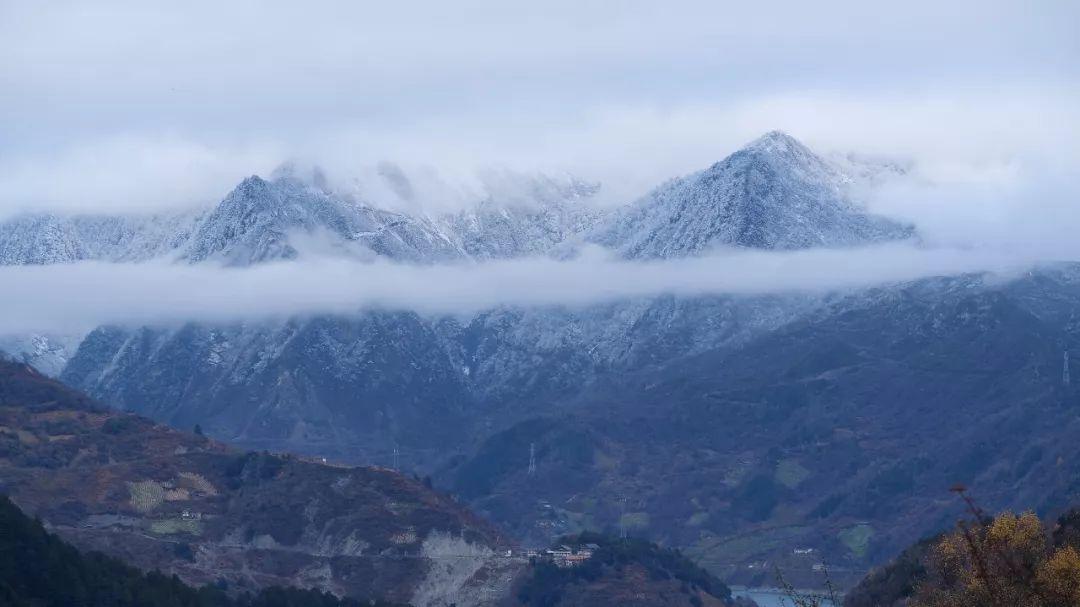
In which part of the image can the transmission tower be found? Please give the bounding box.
[619,496,628,539]
[528,442,536,475]
[1065,351,1072,387]
[393,444,400,470]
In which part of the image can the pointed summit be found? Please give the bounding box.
[180,174,465,266]
[732,131,833,177]
[744,130,806,153]
[591,131,915,258]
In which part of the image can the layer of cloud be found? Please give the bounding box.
[867,168,1080,255]
[0,244,1045,336]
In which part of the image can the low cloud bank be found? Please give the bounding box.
[0,244,1047,335]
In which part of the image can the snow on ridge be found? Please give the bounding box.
[0,210,202,265]
[0,131,912,269]
[589,131,916,259]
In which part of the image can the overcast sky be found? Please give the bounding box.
[1,0,1078,216]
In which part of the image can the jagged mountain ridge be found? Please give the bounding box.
[0,131,910,270]
[181,174,466,265]
[0,170,605,268]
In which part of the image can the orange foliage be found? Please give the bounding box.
[914,510,1080,607]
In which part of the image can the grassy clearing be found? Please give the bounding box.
[128,481,165,513]
[687,525,812,565]
[687,511,710,527]
[775,458,811,489]
[177,472,218,496]
[149,518,203,536]
[838,523,875,557]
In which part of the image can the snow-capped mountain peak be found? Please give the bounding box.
[590,131,915,258]
[742,129,810,155]
[180,173,465,266]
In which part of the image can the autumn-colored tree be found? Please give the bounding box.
[913,491,1080,607]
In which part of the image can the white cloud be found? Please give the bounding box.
[0,244,1046,336]
[867,168,1080,255]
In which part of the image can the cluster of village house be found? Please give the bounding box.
[512,544,819,569]
[744,547,821,572]
[510,543,599,567]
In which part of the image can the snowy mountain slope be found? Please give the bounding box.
[0,211,203,372]
[444,293,823,407]
[3,131,918,411]
[0,333,84,377]
[0,210,200,265]
[60,313,474,465]
[437,174,603,260]
[57,290,822,469]
[0,132,918,400]
[591,131,914,258]
[0,132,907,269]
[0,171,602,267]
[181,174,467,265]
[0,168,604,378]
